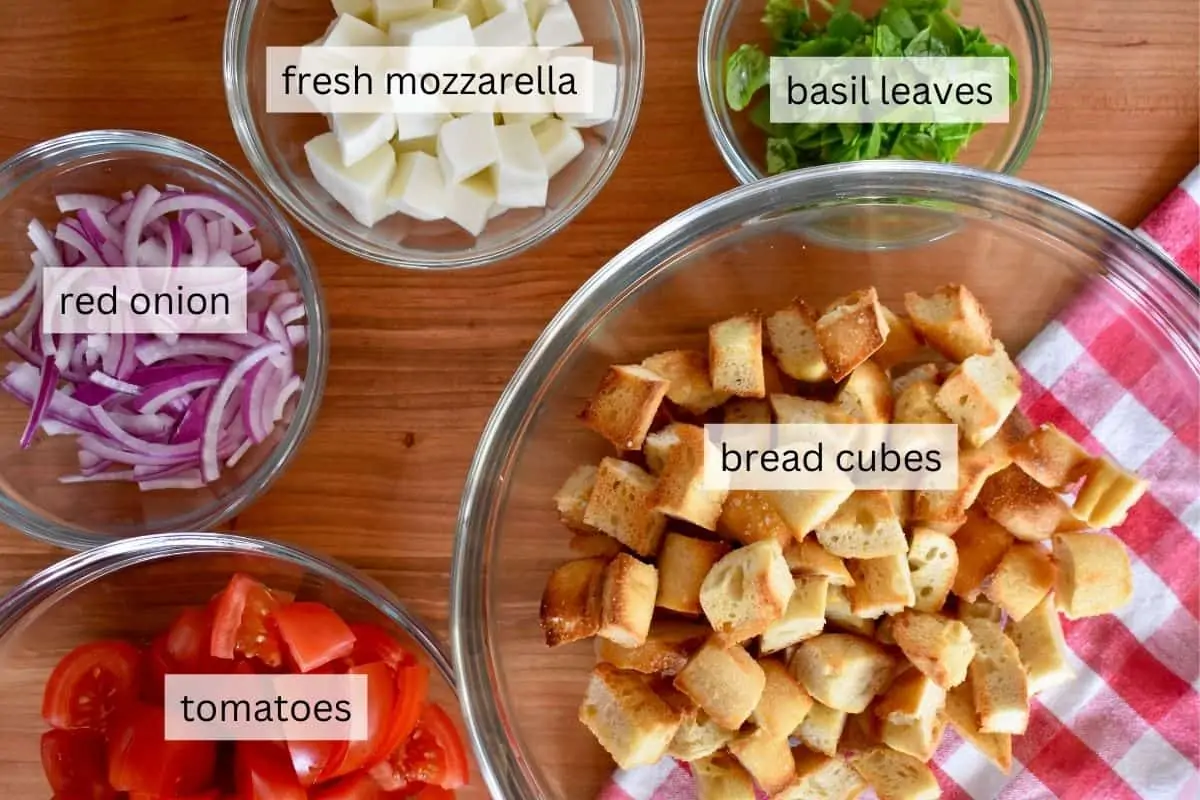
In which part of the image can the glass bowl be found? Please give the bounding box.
[0,532,483,798]
[451,161,1198,798]
[698,0,1051,183]
[0,131,328,549]
[224,0,645,270]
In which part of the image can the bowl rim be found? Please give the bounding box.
[696,0,1053,183]
[222,0,647,271]
[0,129,329,550]
[450,160,1198,799]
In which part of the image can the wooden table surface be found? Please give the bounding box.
[0,0,1196,794]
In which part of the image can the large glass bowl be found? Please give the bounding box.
[0,131,327,549]
[224,0,645,270]
[451,161,1198,798]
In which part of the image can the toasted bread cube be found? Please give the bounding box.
[769,489,856,543]
[892,611,975,689]
[978,464,1076,542]
[769,395,855,425]
[753,658,815,738]
[874,615,897,646]
[583,458,668,557]
[668,709,736,762]
[984,543,1056,622]
[1073,457,1150,528]
[595,619,709,676]
[789,634,894,714]
[838,707,884,755]
[642,425,681,474]
[907,529,958,613]
[836,361,893,422]
[674,638,767,729]
[569,532,625,559]
[881,713,947,763]
[912,436,1014,532]
[785,540,855,587]
[815,288,890,382]
[824,584,876,637]
[579,364,669,450]
[648,423,728,530]
[719,490,793,547]
[762,576,829,653]
[578,664,682,769]
[893,379,951,426]
[766,300,831,383]
[725,398,773,425]
[847,554,914,619]
[554,465,598,532]
[957,597,1003,623]
[903,284,994,362]
[1011,423,1092,490]
[874,306,924,371]
[943,679,1012,773]
[952,511,1015,601]
[815,491,908,559]
[710,314,766,397]
[540,557,607,646]
[1008,594,1074,695]
[656,532,731,615]
[849,746,940,800]
[874,670,946,725]
[890,489,913,528]
[935,343,1022,447]
[1053,532,1134,619]
[693,753,756,800]
[795,702,849,757]
[892,363,942,395]
[962,617,1029,734]
[784,748,867,800]
[729,728,797,796]
[598,553,658,648]
[700,539,795,643]
[642,350,732,415]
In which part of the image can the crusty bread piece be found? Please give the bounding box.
[892,363,942,396]
[642,350,732,415]
[815,288,890,382]
[583,458,668,557]
[849,746,939,800]
[951,511,1015,601]
[1073,457,1150,528]
[700,539,795,643]
[599,553,659,648]
[978,464,1077,542]
[643,425,681,474]
[824,584,876,637]
[719,490,794,548]
[762,576,829,653]
[907,529,958,613]
[874,615,897,646]
[789,634,895,714]
[656,532,730,615]
[874,306,924,371]
[657,687,737,762]
[674,638,767,730]
[555,465,599,532]
[874,669,946,726]
[580,364,670,450]
[836,361,894,423]
[1011,423,1092,490]
[881,713,947,763]
[912,435,1013,532]
[769,489,856,544]
[754,658,816,738]
[848,554,915,619]
[795,702,849,757]
[540,557,608,646]
[956,597,1003,623]
[962,617,1029,734]
[889,489,912,529]
[984,542,1056,622]
[943,679,1012,773]
[578,664,682,769]
[904,284,994,362]
[693,753,756,800]
[1008,593,1074,695]
[648,423,728,530]
[595,619,710,676]
[837,707,883,755]
[729,727,797,796]
[815,491,908,559]
[935,343,1022,448]
[780,747,868,800]
[710,314,767,398]
[769,395,856,425]
[569,532,625,559]
[1052,532,1134,619]
[786,540,855,587]
[892,611,975,689]
[725,398,773,425]
[767,300,831,383]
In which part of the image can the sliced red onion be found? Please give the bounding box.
[201,343,283,481]
[19,362,59,448]
[287,326,308,347]
[184,214,208,266]
[247,260,280,291]
[135,338,246,366]
[138,470,206,492]
[60,469,139,484]
[233,242,263,267]
[55,222,103,266]
[0,262,39,320]
[172,386,214,443]
[56,194,118,214]
[130,368,224,415]
[122,185,162,268]
[89,371,142,396]
[27,220,63,268]
[167,218,184,267]
[144,193,254,233]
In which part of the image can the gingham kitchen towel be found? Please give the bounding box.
[599,174,1200,800]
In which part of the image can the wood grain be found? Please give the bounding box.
[0,0,1195,796]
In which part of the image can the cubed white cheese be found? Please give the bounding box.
[482,0,522,18]
[387,151,447,221]
[493,48,554,117]
[373,0,433,27]
[332,0,374,23]
[387,9,475,46]
[472,9,532,47]
[503,110,552,126]
[532,117,584,178]
[305,132,397,227]
[489,124,549,208]
[436,0,486,26]
[331,112,398,167]
[555,58,616,127]
[393,135,439,156]
[323,13,389,46]
[445,174,496,235]
[488,203,510,219]
[395,112,451,142]
[535,2,582,47]
[438,112,501,183]
[524,0,562,28]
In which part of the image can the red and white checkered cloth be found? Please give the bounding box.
[598,171,1200,800]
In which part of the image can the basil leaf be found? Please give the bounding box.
[725,44,770,111]
[766,137,799,174]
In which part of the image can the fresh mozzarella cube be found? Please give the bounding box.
[503,110,552,126]
[524,0,562,28]
[436,0,486,26]
[482,0,522,17]
[323,13,389,46]
[556,58,617,127]
[395,112,450,142]
[488,203,510,219]
[438,113,501,183]
[472,9,532,47]
[373,0,433,27]
[535,2,582,47]
[393,135,439,155]
[331,113,397,167]
[489,124,549,208]
[388,9,474,46]
[532,117,584,178]
[492,49,554,117]
[305,133,396,227]
[387,151,447,221]
[445,174,496,235]
[333,0,375,23]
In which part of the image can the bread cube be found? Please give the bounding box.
[667,706,735,762]
[1073,457,1150,528]
[782,747,868,800]
[598,553,658,648]
[674,638,766,729]
[835,361,894,422]
[1011,423,1092,490]
[978,464,1079,542]
[789,633,894,714]
[962,617,1029,734]
[700,539,794,643]
[956,597,1003,623]
[595,619,709,676]
[815,288,890,382]
[539,557,607,646]
[762,576,829,653]
[894,378,952,425]
[693,753,756,800]
[912,435,1014,532]
[874,306,924,371]
[642,349,732,415]
[849,746,940,800]
[656,532,730,615]
[880,713,947,763]
[815,491,908,559]
[795,701,848,757]
[904,284,994,362]
[724,398,772,425]
[824,584,876,637]
[892,363,942,395]
[907,529,958,613]
[847,554,915,619]
[838,707,883,755]
[569,532,624,559]
[578,664,682,769]
[943,679,1012,773]
[769,394,855,425]
[1053,532,1134,619]
[766,300,831,382]
[579,364,669,450]
[710,314,766,397]
[727,728,796,796]
[785,539,855,587]
[874,669,946,726]
[753,658,815,738]
[583,458,668,557]
[874,614,897,646]
[719,490,793,548]
[935,343,1022,447]
[1008,594,1074,695]
[769,489,855,544]
[648,423,728,530]
[892,611,975,689]
[642,425,680,474]
[554,465,598,532]
[951,511,1015,601]
[984,543,1056,622]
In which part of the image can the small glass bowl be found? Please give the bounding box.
[224,0,645,270]
[0,131,328,549]
[698,0,1052,183]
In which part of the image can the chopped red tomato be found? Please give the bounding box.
[287,738,348,787]
[312,771,384,799]
[43,640,142,732]
[235,741,306,800]
[166,607,214,668]
[388,704,468,790]
[324,661,396,780]
[349,624,415,671]
[41,729,115,799]
[107,704,217,795]
[372,662,429,767]
[142,634,173,705]
[271,602,357,673]
[210,574,287,667]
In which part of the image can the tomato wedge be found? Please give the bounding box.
[287,738,348,787]
[41,729,115,799]
[43,640,142,732]
[271,602,357,674]
[235,741,306,800]
[107,704,217,795]
[324,661,396,780]
[142,634,173,705]
[349,624,415,671]
[388,704,468,790]
[373,661,429,766]
[210,574,288,666]
[312,771,383,800]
